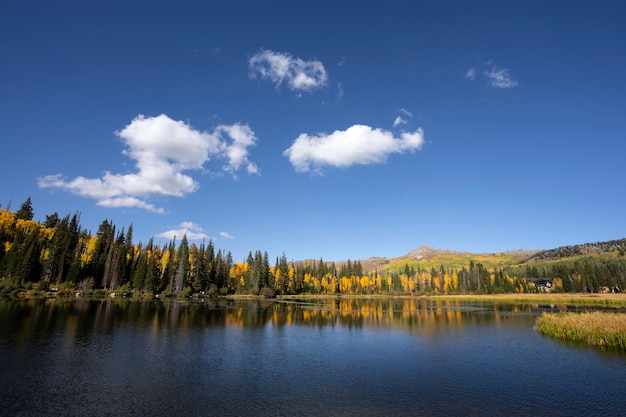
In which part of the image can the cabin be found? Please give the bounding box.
[526,277,553,292]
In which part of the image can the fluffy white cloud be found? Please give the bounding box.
[219,231,234,239]
[249,49,328,93]
[484,66,517,88]
[283,124,425,173]
[216,124,259,175]
[155,222,209,240]
[38,114,259,212]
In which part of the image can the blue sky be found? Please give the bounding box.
[2,1,625,262]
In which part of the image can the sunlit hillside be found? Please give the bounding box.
[360,246,538,274]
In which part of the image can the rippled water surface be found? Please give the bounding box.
[1,297,625,416]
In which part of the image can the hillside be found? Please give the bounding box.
[350,239,625,274]
[523,238,626,262]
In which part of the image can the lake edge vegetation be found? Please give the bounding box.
[1,199,626,299]
[535,311,626,349]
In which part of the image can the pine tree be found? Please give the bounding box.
[15,197,34,220]
[173,235,189,294]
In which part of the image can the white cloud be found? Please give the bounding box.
[219,231,234,239]
[156,222,209,241]
[465,68,477,80]
[394,108,413,127]
[336,82,344,101]
[283,124,425,173]
[393,116,407,127]
[484,66,517,88]
[249,49,328,93]
[38,114,259,212]
[216,124,259,176]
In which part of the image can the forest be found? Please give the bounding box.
[1,198,626,297]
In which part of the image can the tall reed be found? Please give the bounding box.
[535,311,626,349]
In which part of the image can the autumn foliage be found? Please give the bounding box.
[1,201,626,297]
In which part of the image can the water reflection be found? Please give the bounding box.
[0,296,580,341]
[1,297,625,417]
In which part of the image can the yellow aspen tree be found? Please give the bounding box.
[229,262,248,291]
[80,236,99,266]
[443,273,452,293]
[288,266,296,293]
[552,277,563,290]
[374,273,382,294]
[400,274,409,293]
[359,275,369,294]
[340,276,351,294]
[330,276,338,295]
[161,250,170,272]
[432,276,441,293]
[311,276,320,293]
[0,209,15,230]
[321,276,329,294]
[15,218,41,235]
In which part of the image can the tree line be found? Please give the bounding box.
[1,198,625,297]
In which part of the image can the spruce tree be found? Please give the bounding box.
[15,197,34,220]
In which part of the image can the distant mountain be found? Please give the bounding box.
[523,238,626,262]
[343,239,625,274]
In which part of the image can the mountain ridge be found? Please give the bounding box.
[332,239,626,274]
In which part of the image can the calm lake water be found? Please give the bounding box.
[1,297,625,417]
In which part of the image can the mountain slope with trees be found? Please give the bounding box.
[1,199,625,297]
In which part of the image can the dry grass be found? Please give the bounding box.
[430,293,626,307]
[535,311,626,349]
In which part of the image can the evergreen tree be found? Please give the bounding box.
[262,251,272,289]
[173,235,189,294]
[15,197,34,220]
[276,253,290,294]
[41,213,80,285]
[87,220,115,289]
[132,242,147,290]
[44,212,60,228]
[192,241,208,293]
[144,239,161,292]
[206,240,216,288]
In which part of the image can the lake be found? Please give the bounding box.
[1,297,625,416]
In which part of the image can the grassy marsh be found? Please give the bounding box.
[535,311,626,349]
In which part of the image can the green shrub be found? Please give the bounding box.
[0,276,21,294]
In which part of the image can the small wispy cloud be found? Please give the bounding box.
[336,82,344,101]
[393,108,414,127]
[284,124,425,174]
[156,222,209,241]
[393,116,407,127]
[465,63,517,89]
[219,231,234,239]
[248,49,328,94]
[484,66,518,88]
[38,114,260,213]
